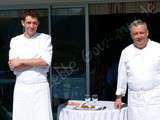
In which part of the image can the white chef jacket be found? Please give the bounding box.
[9,33,53,120]
[116,39,160,120]
[9,33,52,84]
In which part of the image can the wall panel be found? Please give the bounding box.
[0,0,155,6]
[0,0,50,6]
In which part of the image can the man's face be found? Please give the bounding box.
[130,24,149,49]
[21,16,39,37]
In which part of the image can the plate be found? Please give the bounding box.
[64,100,84,109]
[73,105,102,111]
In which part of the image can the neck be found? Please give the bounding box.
[24,32,36,38]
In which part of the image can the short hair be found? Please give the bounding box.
[21,9,39,21]
[128,19,148,32]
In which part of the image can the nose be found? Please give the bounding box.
[30,23,35,28]
[136,33,143,39]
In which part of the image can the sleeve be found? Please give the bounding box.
[9,38,18,60]
[40,35,53,66]
[115,51,128,96]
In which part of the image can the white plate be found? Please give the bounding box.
[73,105,102,111]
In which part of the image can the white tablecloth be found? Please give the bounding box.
[57,101,128,120]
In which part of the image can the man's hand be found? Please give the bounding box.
[114,95,122,110]
[8,58,22,70]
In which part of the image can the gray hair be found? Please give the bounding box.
[128,19,148,32]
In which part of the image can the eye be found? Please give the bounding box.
[132,32,138,36]
[25,21,38,25]
[32,22,38,25]
[140,32,145,34]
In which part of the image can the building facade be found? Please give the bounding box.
[0,0,160,119]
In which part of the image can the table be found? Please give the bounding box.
[57,100,128,120]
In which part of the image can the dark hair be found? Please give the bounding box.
[21,9,39,21]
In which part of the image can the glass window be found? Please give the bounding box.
[51,7,86,111]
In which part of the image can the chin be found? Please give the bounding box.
[138,45,145,49]
[134,44,145,49]
[29,33,36,36]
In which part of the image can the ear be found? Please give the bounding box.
[37,21,40,26]
[146,30,149,37]
[21,20,25,27]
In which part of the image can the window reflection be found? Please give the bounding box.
[51,8,86,113]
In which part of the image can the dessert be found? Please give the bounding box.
[80,104,95,109]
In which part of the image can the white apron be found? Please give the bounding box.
[128,85,160,120]
[12,82,53,120]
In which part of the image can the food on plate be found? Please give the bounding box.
[80,104,95,109]
[64,101,81,107]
